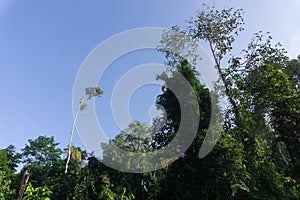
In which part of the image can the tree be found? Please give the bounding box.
[271,59,300,178]
[22,135,62,167]
[21,136,63,199]
[5,145,21,172]
[152,56,246,199]
[188,5,244,121]
[0,149,15,200]
[157,4,300,199]
[65,86,103,174]
[101,121,163,199]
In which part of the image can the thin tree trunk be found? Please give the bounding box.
[208,41,241,120]
[65,98,85,174]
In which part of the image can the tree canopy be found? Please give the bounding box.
[1,5,299,200]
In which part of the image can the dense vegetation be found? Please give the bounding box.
[1,6,299,199]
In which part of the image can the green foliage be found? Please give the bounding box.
[1,5,299,200]
[0,149,11,174]
[5,145,21,172]
[0,150,15,200]
[188,4,244,59]
[23,183,52,200]
[159,4,300,199]
[117,121,152,153]
[0,171,14,200]
[98,176,116,200]
[22,135,63,166]
[97,176,134,200]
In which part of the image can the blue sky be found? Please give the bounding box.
[0,0,299,154]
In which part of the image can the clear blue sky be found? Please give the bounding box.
[0,0,299,154]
